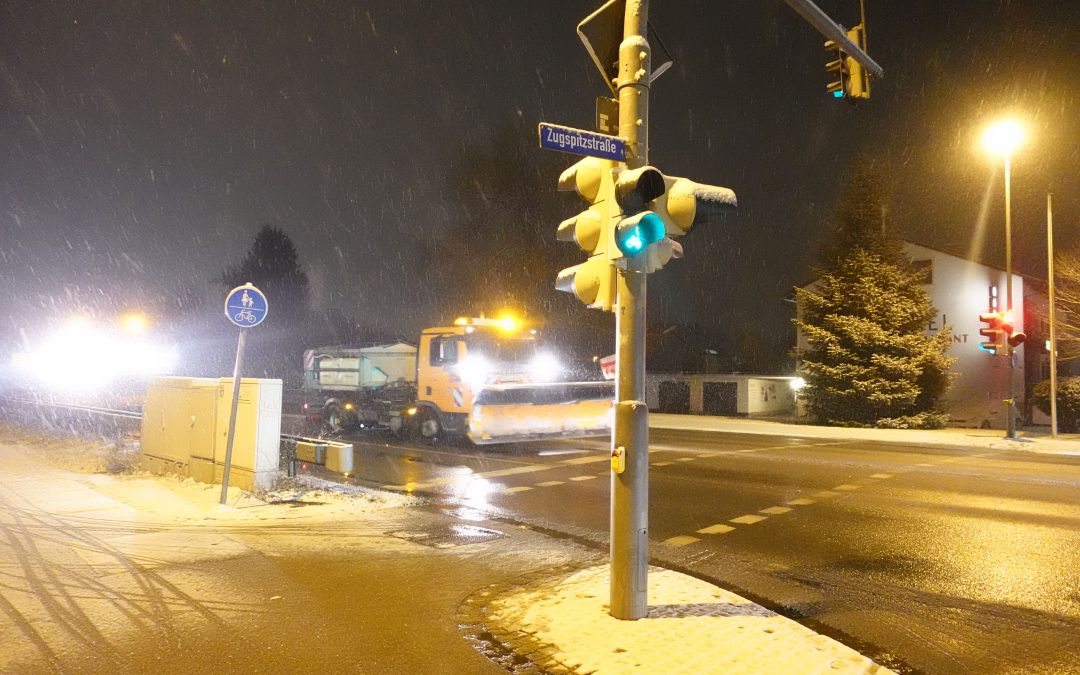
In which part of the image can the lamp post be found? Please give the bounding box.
[982,119,1024,439]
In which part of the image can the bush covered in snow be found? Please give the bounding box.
[1031,377,1080,432]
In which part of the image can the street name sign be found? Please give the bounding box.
[538,122,626,161]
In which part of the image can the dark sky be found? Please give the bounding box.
[2,1,1077,365]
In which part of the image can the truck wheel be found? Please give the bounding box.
[417,409,440,443]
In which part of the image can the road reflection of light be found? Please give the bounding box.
[452,507,489,522]
[439,473,495,510]
[902,493,1079,614]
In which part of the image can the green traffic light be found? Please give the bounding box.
[616,212,665,256]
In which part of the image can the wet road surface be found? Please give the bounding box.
[327,426,1080,675]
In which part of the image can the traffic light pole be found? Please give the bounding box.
[611,0,651,621]
[1004,153,1016,439]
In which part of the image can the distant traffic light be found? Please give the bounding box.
[825,25,870,102]
[556,157,618,311]
[979,311,1005,355]
[1000,310,1027,348]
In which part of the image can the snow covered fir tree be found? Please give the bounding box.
[793,166,954,429]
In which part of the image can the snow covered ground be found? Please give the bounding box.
[651,413,1080,456]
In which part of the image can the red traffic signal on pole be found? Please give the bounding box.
[1000,310,1027,348]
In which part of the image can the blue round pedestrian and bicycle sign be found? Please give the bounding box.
[225,283,268,328]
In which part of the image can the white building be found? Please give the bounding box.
[796,242,1028,429]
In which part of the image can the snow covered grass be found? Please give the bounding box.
[0,421,139,474]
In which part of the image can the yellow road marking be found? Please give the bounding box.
[869,473,892,479]
[561,455,609,466]
[477,464,551,479]
[676,457,695,462]
[833,484,862,491]
[730,514,768,525]
[787,498,815,506]
[664,535,700,547]
[760,506,791,515]
[697,524,735,535]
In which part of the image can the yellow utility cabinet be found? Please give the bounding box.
[141,376,282,491]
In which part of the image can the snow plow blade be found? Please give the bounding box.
[468,381,614,445]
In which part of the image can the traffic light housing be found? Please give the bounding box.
[613,166,737,272]
[556,159,737,305]
[555,157,618,311]
[825,25,870,102]
[1000,310,1027,348]
[612,166,667,258]
[979,311,1005,355]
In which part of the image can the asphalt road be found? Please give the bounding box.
[327,426,1080,675]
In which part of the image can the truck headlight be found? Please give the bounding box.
[528,353,562,382]
[456,355,492,388]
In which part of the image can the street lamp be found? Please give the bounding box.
[982,119,1025,439]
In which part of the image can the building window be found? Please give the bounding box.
[912,259,933,284]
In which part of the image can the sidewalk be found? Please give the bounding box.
[0,425,894,674]
[651,413,1080,456]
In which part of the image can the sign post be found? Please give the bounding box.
[220,283,268,506]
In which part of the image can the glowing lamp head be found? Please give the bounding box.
[121,312,149,334]
[982,119,1024,157]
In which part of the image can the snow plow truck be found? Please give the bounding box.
[301,317,613,444]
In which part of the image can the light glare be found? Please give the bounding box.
[982,119,1024,156]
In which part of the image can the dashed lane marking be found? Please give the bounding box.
[697,524,736,535]
[479,464,553,479]
[536,481,564,487]
[664,535,700,547]
[560,456,609,466]
[833,484,862,491]
[569,475,597,482]
[676,457,695,462]
[915,462,935,467]
[869,473,893,479]
[813,490,842,498]
[652,461,674,467]
[760,506,791,515]
[503,486,533,494]
[730,514,768,525]
[786,498,816,506]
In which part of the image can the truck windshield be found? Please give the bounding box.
[466,335,537,364]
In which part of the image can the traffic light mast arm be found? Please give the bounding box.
[784,0,884,77]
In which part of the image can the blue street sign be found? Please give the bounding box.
[538,122,626,161]
[224,283,268,328]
